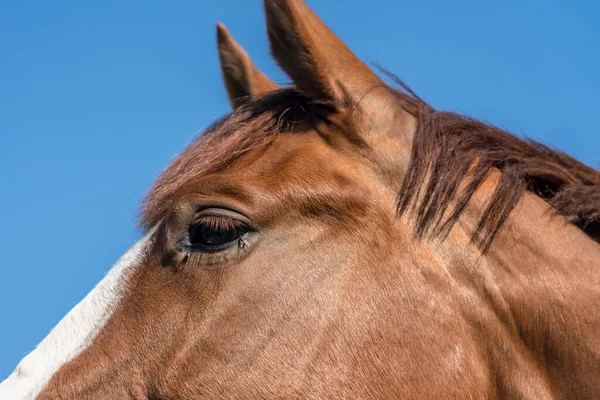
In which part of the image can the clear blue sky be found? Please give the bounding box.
[1,0,598,379]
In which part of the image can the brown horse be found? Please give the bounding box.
[2,0,600,398]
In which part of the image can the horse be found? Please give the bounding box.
[2,0,599,398]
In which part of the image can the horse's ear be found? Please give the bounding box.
[264,0,385,108]
[217,23,279,109]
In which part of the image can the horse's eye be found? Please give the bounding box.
[188,215,249,252]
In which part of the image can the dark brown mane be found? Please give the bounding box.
[142,80,600,249]
[392,79,600,250]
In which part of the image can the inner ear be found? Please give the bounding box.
[217,23,279,108]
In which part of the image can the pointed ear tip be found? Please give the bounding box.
[216,23,230,42]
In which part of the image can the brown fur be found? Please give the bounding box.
[37,0,600,399]
[394,88,600,249]
[142,86,600,250]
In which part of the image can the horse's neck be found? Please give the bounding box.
[441,179,600,397]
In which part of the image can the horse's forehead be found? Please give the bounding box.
[247,131,348,175]
[145,129,374,232]
[142,103,368,229]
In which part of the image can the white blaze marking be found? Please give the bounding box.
[0,227,156,400]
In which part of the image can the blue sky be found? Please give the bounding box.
[0,0,598,379]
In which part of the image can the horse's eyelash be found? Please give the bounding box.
[193,215,246,231]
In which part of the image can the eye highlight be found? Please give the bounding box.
[187,213,250,252]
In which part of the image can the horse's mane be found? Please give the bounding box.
[381,74,600,250]
[142,81,600,250]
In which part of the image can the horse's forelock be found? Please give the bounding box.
[139,89,329,229]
